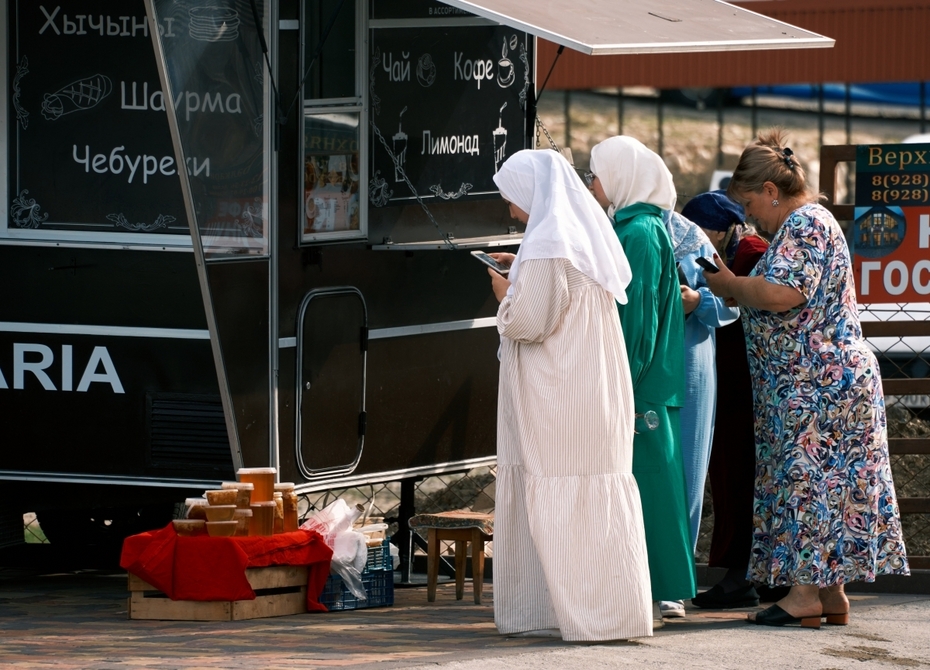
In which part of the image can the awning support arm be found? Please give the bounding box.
[536,45,564,105]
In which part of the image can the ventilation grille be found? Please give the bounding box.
[148,394,233,474]
[0,510,23,549]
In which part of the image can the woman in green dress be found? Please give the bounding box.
[589,136,696,615]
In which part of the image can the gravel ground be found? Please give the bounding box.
[409,596,930,670]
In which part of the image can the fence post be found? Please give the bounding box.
[396,477,418,583]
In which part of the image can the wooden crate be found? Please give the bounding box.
[127,565,309,621]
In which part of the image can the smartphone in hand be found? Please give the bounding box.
[695,257,720,273]
[676,262,690,287]
[471,250,510,275]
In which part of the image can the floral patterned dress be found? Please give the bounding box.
[743,203,909,586]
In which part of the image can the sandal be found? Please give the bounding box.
[822,612,849,625]
[750,604,821,629]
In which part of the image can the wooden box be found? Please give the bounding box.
[127,565,309,621]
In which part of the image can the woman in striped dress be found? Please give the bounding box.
[486,149,653,641]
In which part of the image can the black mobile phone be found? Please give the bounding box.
[676,262,690,287]
[695,257,720,274]
[471,250,510,274]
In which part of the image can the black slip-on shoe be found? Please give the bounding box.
[751,603,821,628]
[691,583,760,609]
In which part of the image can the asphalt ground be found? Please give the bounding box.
[1,561,928,670]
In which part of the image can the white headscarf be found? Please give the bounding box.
[492,149,632,304]
[589,136,676,218]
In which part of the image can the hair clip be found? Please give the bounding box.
[782,147,796,170]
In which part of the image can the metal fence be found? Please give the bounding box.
[299,466,498,574]
[865,306,930,565]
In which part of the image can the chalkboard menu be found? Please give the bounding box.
[368,23,531,207]
[150,0,270,256]
[8,0,186,236]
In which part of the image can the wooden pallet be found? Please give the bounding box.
[127,565,309,621]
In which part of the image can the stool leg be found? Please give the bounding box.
[471,529,485,605]
[427,528,439,603]
[454,539,466,601]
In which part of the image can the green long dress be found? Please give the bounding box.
[613,202,696,602]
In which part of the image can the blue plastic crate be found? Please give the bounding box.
[318,538,394,611]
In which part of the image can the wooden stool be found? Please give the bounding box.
[408,511,494,604]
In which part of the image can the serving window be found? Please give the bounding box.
[302,111,363,240]
[299,0,367,244]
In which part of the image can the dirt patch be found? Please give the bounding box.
[821,645,923,667]
[847,632,894,643]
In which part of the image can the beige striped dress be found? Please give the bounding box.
[494,257,653,641]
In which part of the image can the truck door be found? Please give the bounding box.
[296,288,367,478]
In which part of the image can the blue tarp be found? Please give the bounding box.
[731,82,928,108]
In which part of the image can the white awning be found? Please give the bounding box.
[439,0,834,55]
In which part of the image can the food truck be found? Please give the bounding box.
[0,0,831,551]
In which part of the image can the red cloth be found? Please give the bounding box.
[120,526,333,612]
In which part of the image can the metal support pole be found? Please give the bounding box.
[818,83,825,151]
[657,93,664,157]
[751,86,757,138]
[397,477,417,583]
[716,89,725,168]
[921,81,927,134]
[845,83,852,200]
[656,95,665,156]
[845,83,852,145]
[564,89,571,149]
[617,87,625,136]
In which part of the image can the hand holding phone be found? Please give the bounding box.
[695,257,720,274]
[471,250,510,274]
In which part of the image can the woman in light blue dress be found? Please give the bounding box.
[664,209,740,553]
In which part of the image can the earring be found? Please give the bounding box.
[772,199,779,207]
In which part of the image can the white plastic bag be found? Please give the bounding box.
[335,529,369,573]
[299,498,361,544]
[300,499,369,600]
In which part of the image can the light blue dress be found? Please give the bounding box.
[666,213,739,548]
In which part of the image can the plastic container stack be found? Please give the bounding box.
[171,467,300,538]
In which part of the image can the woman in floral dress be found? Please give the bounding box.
[703,129,909,628]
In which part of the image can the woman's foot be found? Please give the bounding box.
[658,600,686,618]
[747,585,822,623]
[819,585,850,625]
[652,602,666,629]
[756,584,791,603]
